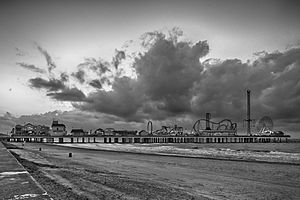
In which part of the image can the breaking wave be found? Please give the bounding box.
[57,143,300,164]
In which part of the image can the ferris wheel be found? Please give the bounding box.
[256,116,273,135]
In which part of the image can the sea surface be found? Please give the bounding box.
[58,142,300,165]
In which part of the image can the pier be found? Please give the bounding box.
[7,135,290,144]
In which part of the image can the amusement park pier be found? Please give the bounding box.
[2,90,290,144]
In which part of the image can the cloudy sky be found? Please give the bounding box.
[0,0,300,137]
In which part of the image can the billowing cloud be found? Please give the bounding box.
[75,77,143,120]
[14,29,300,135]
[47,88,86,102]
[190,59,250,120]
[191,48,300,123]
[16,62,46,74]
[28,76,85,102]
[75,31,210,121]
[134,37,209,116]
[75,57,113,88]
[251,48,300,120]
[29,77,65,92]
[75,30,300,135]
[35,43,56,73]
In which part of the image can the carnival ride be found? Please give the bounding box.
[147,121,153,134]
[138,112,237,137]
[192,113,237,136]
[255,116,274,135]
[90,90,287,137]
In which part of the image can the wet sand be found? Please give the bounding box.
[6,142,300,200]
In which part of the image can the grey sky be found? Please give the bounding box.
[0,0,299,136]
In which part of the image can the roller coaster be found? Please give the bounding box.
[191,113,237,136]
[192,118,237,136]
[138,113,237,136]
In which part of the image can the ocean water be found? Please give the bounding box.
[58,142,300,164]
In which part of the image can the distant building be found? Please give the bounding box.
[97,128,137,136]
[104,128,115,136]
[12,123,50,136]
[93,128,105,136]
[50,120,67,136]
[23,123,36,135]
[15,124,23,135]
[36,125,50,135]
[113,130,137,136]
[138,130,148,136]
[70,128,85,136]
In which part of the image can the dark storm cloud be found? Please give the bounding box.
[71,69,85,84]
[133,33,209,116]
[29,76,86,102]
[16,62,46,74]
[76,30,209,120]
[190,59,250,119]
[47,87,86,102]
[191,47,300,122]
[29,77,65,92]
[75,30,300,129]
[35,43,56,73]
[252,48,300,120]
[89,79,102,89]
[75,77,142,119]
[18,29,300,134]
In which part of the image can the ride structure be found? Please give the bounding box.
[147,121,153,134]
[244,90,254,136]
[256,116,274,135]
[192,113,237,136]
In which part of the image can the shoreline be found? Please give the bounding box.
[55,143,300,166]
[5,142,300,200]
[55,142,300,165]
[7,143,209,200]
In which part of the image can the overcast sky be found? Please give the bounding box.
[0,0,300,137]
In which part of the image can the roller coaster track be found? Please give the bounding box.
[193,119,237,136]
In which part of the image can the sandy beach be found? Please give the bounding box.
[6,142,300,200]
